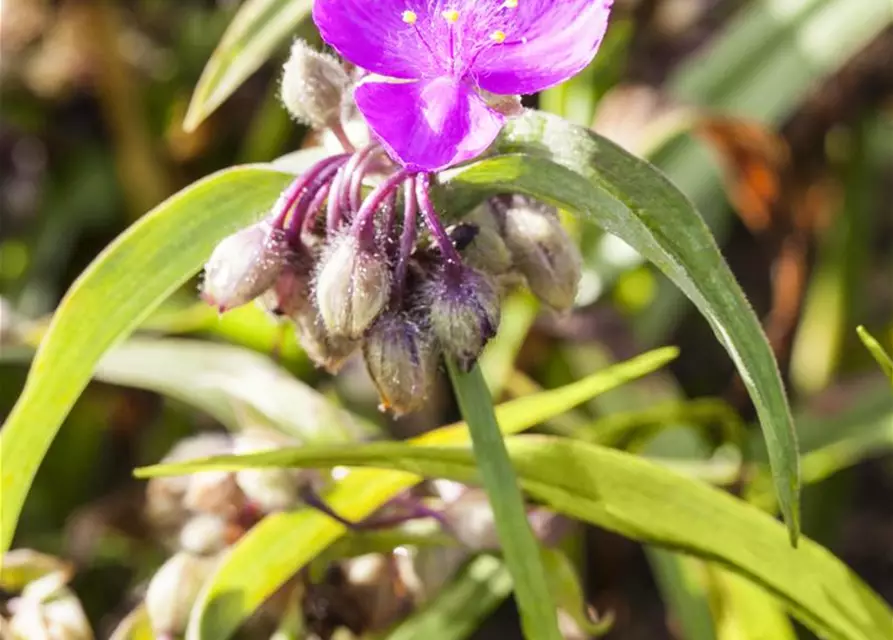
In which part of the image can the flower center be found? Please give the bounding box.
[398,3,520,78]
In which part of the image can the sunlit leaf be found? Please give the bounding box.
[139,435,893,640]
[0,165,294,554]
[446,111,800,541]
[446,361,561,639]
[157,350,677,640]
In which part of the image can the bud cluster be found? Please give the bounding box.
[200,41,582,416]
[143,431,323,637]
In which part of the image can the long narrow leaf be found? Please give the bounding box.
[446,361,561,639]
[138,436,893,640]
[446,111,801,542]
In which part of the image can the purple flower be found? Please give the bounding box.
[313,0,613,171]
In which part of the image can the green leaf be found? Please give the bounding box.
[540,548,613,636]
[385,555,512,640]
[183,0,313,132]
[139,436,893,640]
[162,350,677,640]
[0,165,294,555]
[445,110,801,543]
[93,337,376,442]
[446,361,562,640]
[109,605,154,640]
[857,326,893,384]
[712,566,797,640]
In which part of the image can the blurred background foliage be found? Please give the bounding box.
[0,0,891,638]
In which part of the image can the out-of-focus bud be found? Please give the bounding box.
[426,266,500,372]
[441,488,569,551]
[7,575,93,640]
[363,312,438,416]
[292,303,361,373]
[178,514,229,555]
[146,553,218,638]
[182,469,245,519]
[201,220,290,313]
[232,429,311,513]
[451,205,513,277]
[315,234,391,339]
[496,196,582,311]
[281,40,349,130]
[145,434,234,538]
[341,554,416,632]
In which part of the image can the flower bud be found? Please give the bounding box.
[145,552,218,637]
[363,312,439,416]
[146,434,234,538]
[202,220,290,313]
[453,205,513,276]
[497,197,582,311]
[315,234,391,339]
[178,514,229,555]
[482,91,524,118]
[8,588,93,640]
[292,303,361,373]
[281,39,349,130]
[233,429,308,513]
[256,253,314,319]
[183,470,245,518]
[426,267,500,372]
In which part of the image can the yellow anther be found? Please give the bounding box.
[442,9,460,23]
[503,0,518,8]
[490,30,507,43]
[402,10,417,24]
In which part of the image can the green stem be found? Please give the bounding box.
[446,359,562,640]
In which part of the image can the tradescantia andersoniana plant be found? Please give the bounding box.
[7,1,893,639]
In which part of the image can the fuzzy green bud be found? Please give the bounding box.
[281,40,349,130]
[426,266,500,372]
[315,234,391,339]
[498,196,581,311]
[451,205,513,276]
[292,302,361,373]
[363,312,439,416]
[202,220,290,313]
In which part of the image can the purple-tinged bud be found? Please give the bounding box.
[256,253,314,319]
[497,196,582,312]
[426,266,500,372]
[363,312,439,416]
[201,220,290,313]
[481,91,524,118]
[452,205,513,276]
[145,552,219,638]
[293,303,361,373]
[315,233,390,339]
[280,40,349,130]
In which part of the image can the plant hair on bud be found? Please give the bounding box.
[281,39,349,130]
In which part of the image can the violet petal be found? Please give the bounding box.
[471,0,613,95]
[312,0,440,79]
[354,77,504,172]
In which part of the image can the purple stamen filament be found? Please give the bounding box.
[352,167,412,248]
[392,176,418,303]
[416,172,463,267]
[272,153,349,229]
